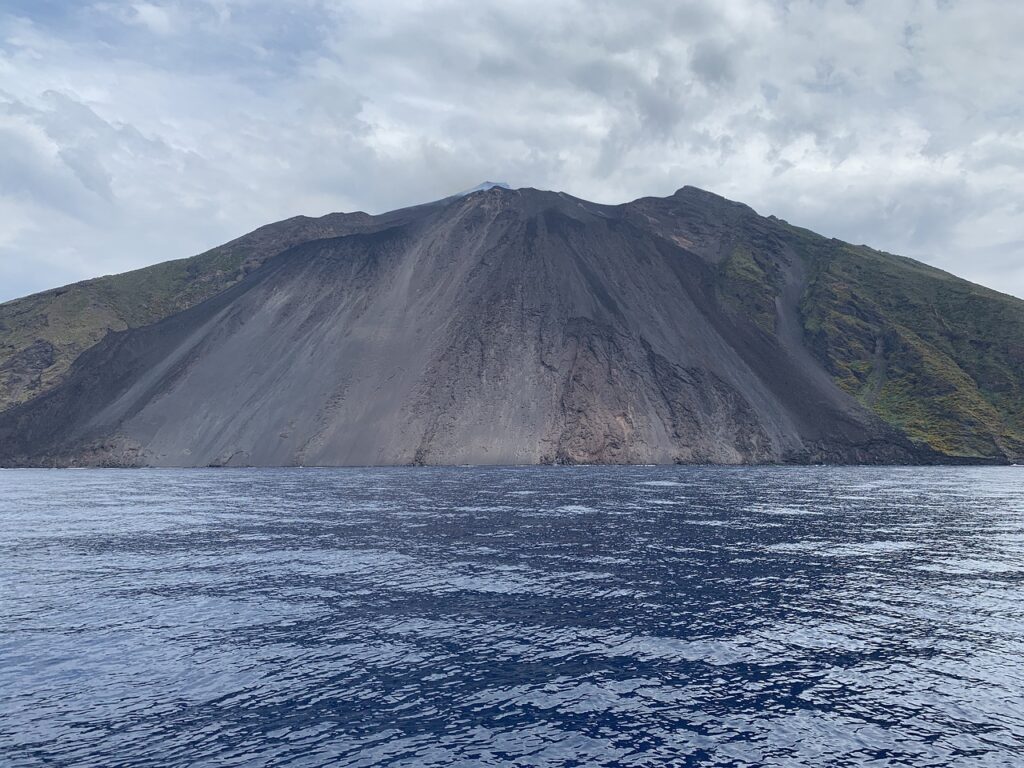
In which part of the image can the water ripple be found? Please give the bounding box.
[1,466,1023,766]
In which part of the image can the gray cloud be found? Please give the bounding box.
[1,0,1023,301]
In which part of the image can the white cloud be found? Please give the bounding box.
[0,0,1022,301]
[130,2,175,35]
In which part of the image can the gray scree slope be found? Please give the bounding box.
[0,186,931,466]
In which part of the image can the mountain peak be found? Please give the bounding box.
[671,185,757,215]
[458,181,512,196]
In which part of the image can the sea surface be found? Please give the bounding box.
[1,467,1023,767]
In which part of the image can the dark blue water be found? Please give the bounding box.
[2,467,1023,767]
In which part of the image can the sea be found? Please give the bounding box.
[1,466,1022,767]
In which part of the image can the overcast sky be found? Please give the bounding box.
[1,0,1023,302]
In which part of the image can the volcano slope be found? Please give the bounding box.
[1,185,1021,466]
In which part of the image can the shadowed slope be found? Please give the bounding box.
[0,204,434,413]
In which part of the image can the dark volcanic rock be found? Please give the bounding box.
[0,185,1006,466]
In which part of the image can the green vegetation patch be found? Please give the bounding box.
[716,244,781,335]
[794,231,1024,460]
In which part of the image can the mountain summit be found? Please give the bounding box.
[457,181,512,195]
[1,185,1022,467]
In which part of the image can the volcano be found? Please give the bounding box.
[1,184,1022,466]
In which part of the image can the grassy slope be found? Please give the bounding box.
[0,213,364,412]
[790,225,1024,460]
[715,243,782,336]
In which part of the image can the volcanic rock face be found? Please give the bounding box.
[0,185,1020,466]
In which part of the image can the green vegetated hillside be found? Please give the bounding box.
[793,227,1024,461]
[715,243,784,336]
[0,213,365,413]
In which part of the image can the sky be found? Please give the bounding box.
[1,0,1023,302]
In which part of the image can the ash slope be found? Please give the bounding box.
[0,203,422,414]
[0,186,997,466]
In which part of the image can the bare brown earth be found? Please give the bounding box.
[0,185,1019,466]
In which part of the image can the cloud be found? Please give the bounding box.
[0,0,1023,301]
